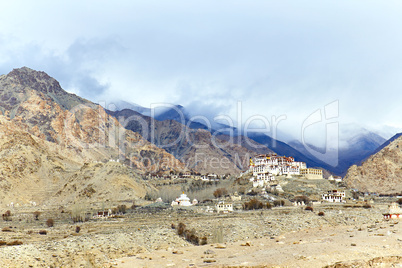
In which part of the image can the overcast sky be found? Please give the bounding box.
[1,1,402,145]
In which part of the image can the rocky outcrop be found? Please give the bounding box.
[0,67,188,205]
[344,133,402,194]
[0,115,156,206]
[0,67,184,174]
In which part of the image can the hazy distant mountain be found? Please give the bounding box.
[109,107,339,175]
[288,127,386,175]
[125,102,239,133]
[112,100,152,117]
[344,132,402,194]
[113,103,390,176]
[119,102,347,175]
[108,109,274,175]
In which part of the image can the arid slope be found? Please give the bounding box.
[344,133,402,194]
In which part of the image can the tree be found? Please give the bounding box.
[213,188,228,198]
[243,199,264,210]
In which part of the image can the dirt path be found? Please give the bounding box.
[114,221,402,268]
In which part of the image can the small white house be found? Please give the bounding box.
[252,172,275,187]
[216,201,233,213]
[322,190,345,203]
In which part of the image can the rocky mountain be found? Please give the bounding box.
[0,67,184,172]
[124,102,392,176]
[108,109,274,175]
[121,102,335,172]
[0,115,154,206]
[364,132,402,159]
[344,133,402,194]
[0,67,185,205]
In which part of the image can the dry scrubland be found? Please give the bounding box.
[0,203,400,267]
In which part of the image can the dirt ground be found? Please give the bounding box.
[114,220,402,268]
[0,204,401,267]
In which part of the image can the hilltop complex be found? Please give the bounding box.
[250,154,323,186]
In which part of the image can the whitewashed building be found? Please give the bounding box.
[322,190,345,203]
[300,168,323,180]
[171,192,193,207]
[383,203,402,219]
[251,154,306,176]
[216,201,233,213]
[251,172,276,187]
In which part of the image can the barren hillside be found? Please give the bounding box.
[344,133,402,194]
[0,67,186,206]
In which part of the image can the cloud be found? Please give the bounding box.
[1,0,402,146]
[0,36,124,100]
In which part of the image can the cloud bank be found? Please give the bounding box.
[1,0,402,144]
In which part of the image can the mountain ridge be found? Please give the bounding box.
[344,133,402,194]
[0,67,186,205]
[108,108,274,175]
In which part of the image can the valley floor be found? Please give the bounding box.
[116,222,402,268]
[0,204,400,267]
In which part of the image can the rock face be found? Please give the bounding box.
[0,67,184,205]
[109,109,273,175]
[344,133,402,194]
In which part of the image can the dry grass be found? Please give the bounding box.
[6,240,23,246]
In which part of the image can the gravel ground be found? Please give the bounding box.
[0,204,398,267]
